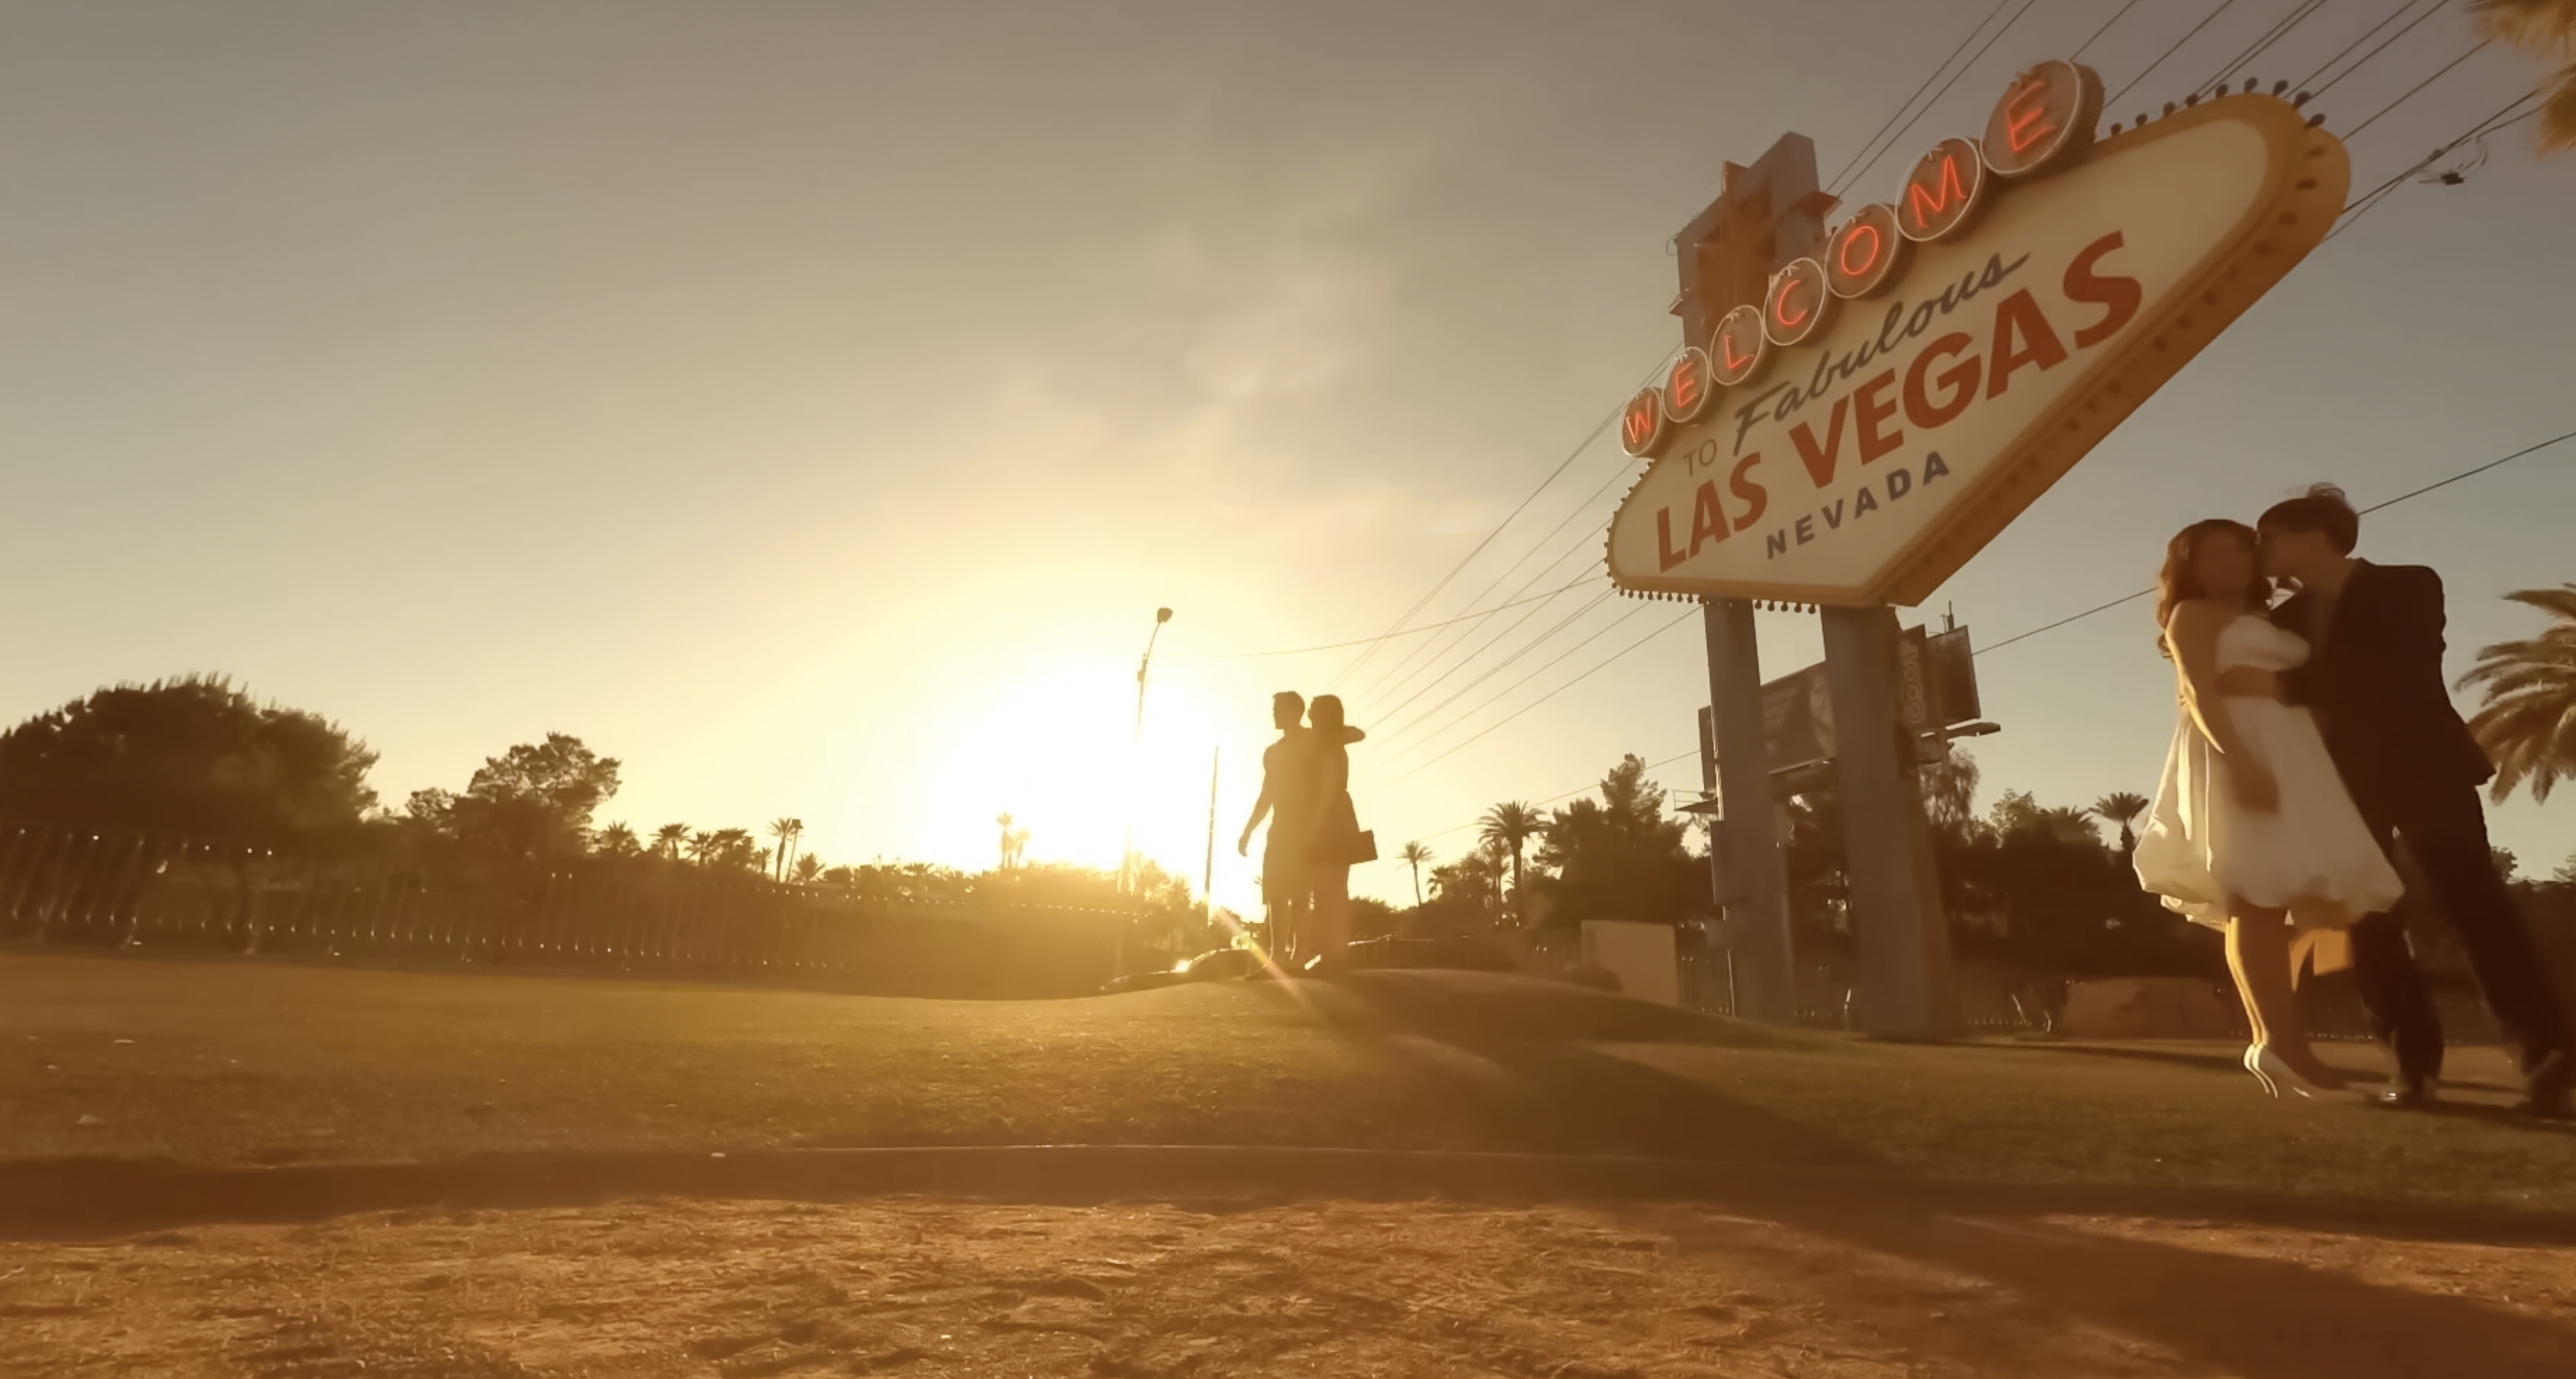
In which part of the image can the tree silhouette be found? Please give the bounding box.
[595,822,643,858]
[1477,801,1540,921]
[2091,792,2151,867]
[1399,841,1433,907]
[2459,583,2576,802]
[441,733,623,866]
[792,851,824,884]
[996,811,1030,870]
[653,822,690,860]
[769,817,803,881]
[2477,0,2576,152]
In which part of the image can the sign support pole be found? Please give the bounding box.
[1820,605,1958,1038]
[1702,597,1795,1024]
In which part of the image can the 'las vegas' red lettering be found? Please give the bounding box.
[1853,369,1905,464]
[1903,332,1981,429]
[1657,506,1687,571]
[1790,397,1851,489]
[1690,480,1729,556]
[1986,289,2069,399]
[1730,455,1769,530]
[2063,231,2142,348]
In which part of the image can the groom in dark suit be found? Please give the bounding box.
[2230,486,2570,1117]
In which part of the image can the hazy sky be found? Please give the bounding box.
[5,0,2571,914]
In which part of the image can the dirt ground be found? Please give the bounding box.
[5,1196,2574,1378]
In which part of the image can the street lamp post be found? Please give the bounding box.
[1122,607,1174,896]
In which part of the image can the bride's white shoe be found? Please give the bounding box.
[2246,1044,2349,1100]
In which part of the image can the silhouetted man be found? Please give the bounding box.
[1238,691,1313,971]
[2233,486,2571,1117]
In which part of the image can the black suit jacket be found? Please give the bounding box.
[2273,560,2493,814]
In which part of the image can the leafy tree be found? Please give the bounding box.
[2091,792,2151,867]
[1529,755,1703,929]
[0,674,377,849]
[2459,583,2576,802]
[1920,745,1981,827]
[2559,852,2576,887]
[434,733,622,865]
[1425,847,1505,931]
[2477,0,2576,152]
[1399,840,1433,906]
[1478,801,1542,920]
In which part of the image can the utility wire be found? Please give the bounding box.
[1374,580,1621,748]
[2341,39,2489,141]
[1369,538,1612,726]
[2311,0,2456,100]
[1837,0,2048,197]
[1323,347,1672,691]
[1393,607,1701,783]
[1402,425,2576,840]
[2324,84,2542,241]
[1976,428,2576,656]
[2108,0,2253,110]
[2206,0,2332,90]
[2296,0,2438,91]
[1378,590,1630,754]
[1206,575,1603,659]
[1824,0,2015,194]
[2075,0,2151,59]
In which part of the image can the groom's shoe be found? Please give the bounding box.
[2370,1074,2439,1110]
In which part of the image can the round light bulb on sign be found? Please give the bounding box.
[1763,257,1833,347]
[1827,203,1908,300]
[1982,59,2103,178]
[1898,136,1990,242]
[1618,386,1665,458]
[1664,347,1716,425]
[1709,303,1770,388]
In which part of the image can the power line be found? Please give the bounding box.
[2107,0,2253,111]
[2341,39,2490,141]
[1323,349,1670,691]
[1836,0,2048,197]
[1975,427,2576,656]
[1204,575,1603,660]
[1347,458,1629,708]
[2206,0,2331,90]
[2075,0,2151,59]
[1401,425,2576,840]
[2295,0,2438,92]
[1369,539,1612,726]
[1824,0,2016,194]
[1379,591,1634,756]
[1393,607,1701,783]
[2310,0,2456,100]
[2324,84,2544,242]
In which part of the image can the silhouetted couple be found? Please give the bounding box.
[2137,486,2569,1117]
[1238,691,1372,976]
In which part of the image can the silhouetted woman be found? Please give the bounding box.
[1302,694,1369,973]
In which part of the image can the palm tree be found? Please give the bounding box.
[1477,801,1541,921]
[710,827,760,872]
[595,822,642,858]
[793,852,824,884]
[2477,0,2576,153]
[996,812,1029,870]
[685,830,716,866]
[2091,792,2151,866]
[653,823,690,860]
[768,817,803,881]
[1399,842,1433,907]
[2459,583,2576,802]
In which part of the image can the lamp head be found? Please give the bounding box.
[1156,607,1174,624]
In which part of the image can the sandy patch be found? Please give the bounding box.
[5,1197,2574,1377]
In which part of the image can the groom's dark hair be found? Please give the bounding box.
[2258,485,2359,555]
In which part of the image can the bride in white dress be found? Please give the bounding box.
[2133,519,2403,1100]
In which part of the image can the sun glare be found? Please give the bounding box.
[918,664,1223,884]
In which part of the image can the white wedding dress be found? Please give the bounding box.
[2133,614,2403,930]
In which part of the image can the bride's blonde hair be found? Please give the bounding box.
[2155,519,2271,656]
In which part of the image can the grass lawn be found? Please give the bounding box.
[7,949,2575,1216]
